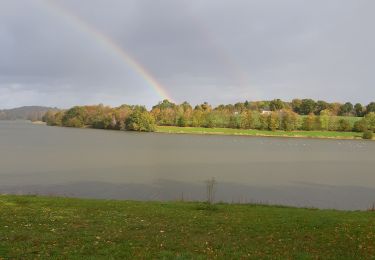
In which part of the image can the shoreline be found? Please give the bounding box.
[38,123,374,141]
[155,126,371,141]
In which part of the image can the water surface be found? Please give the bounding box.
[1,120,374,210]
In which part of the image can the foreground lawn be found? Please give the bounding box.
[157,126,365,140]
[0,195,374,259]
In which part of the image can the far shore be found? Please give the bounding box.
[35,121,374,141]
[156,126,372,141]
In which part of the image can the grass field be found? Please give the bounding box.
[0,196,375,259]
[157,126,366,140]
[299,115,362,125]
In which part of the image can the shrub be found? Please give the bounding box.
[337,119,352,132]
[177,116,187,127]
[364,112,375,132]
[353,119,368,132]
[363,130,373,140]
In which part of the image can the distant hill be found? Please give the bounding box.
[0,106,59,121]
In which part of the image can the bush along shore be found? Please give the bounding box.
[42,99,375,139]
[0,195,375,259]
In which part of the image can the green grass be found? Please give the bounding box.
[299,115,362,125]
[0,195,374,259]
[157,126,365,140]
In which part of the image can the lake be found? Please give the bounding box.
[0,120,374,210]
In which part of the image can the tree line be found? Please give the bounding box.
[43,99,375,136]
[0,106,57,121]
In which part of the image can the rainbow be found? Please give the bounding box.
[38,0,174,103]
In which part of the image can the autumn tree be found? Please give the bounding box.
[280,110,298,131]
[302,113,316,131]
[240,110,258,129]
[267,112,280,131]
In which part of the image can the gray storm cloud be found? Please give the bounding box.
[0,0,374,108]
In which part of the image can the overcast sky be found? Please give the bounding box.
[0,0,374,108]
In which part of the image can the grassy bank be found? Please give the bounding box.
[0,195,374,259]
[157,126,366,140]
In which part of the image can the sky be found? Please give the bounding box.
[0,0,374,109]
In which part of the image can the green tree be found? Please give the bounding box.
[258,114,269,130]
[339,102,353,116]
[366,102,375,114]
[152,99,176,110]
[364,112,375,132]
[191,110,204,127]
[315,100,329,115]
[300,99,316,115]
[177,116,187,127]
[269,99,284,111]
[291,99,302,114]
[228,114,241,129]
[204,112,219,128]
[354,103,363,117]
[125,110,156,132]
[92,114,113,129]
[62,106,87,127]
[319,109,331,130]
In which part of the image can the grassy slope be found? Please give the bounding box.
[0,195,374,259]
[157,126,364,139]
[299,115,362,125]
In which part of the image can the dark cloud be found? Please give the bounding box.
[0,0,374,108]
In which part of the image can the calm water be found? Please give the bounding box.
[0,120,374,210]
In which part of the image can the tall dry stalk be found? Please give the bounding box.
[205,177,217,205]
